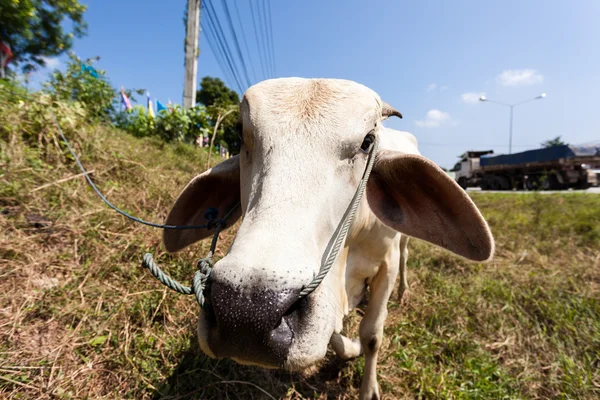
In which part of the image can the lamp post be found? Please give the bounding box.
[479,93,546,154]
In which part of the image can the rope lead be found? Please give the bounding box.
[142,252,213,307]
[1,87,379,308]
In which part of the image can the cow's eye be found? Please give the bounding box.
[235,121,244,143]
[360,132,375,153]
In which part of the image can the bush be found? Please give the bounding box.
[43,53,117,123]
[154,105,210,142]
[115,104,211,144]
[3,52,223,150]
[0,91,89,168]
[114,106,155,138]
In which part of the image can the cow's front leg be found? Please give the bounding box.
[359,250,400,400]
[330,332,362,359]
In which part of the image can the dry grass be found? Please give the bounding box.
[1,96,599,399]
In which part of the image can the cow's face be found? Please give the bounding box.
[163,78,494,371]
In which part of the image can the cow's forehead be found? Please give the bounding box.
[240,78,382,143]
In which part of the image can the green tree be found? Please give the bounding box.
[196,76,239,107]
[541,136,567,148]
[0,0,88,72]
[205,104,238,167]
[196,76,241,155]
[44,53,116,122]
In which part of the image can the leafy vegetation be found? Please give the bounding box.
[197,76,242,155]
[43,53,140,123]
[541,135,568,148]
[5,49,239,153]
[1,82,599,399]
[0,0,88,73]
[196,76,240,107]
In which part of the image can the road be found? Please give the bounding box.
[466,187,600,194]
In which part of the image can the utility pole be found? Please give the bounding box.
[183,0,201,109]
[479,93,546,154]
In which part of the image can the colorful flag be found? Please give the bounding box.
[156,100,167,112]
[81,64,98,78]
[147,92,155,118]
[120,87,132,111]
[0,41,12,78]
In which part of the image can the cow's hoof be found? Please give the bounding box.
[398,288,410,305]
[359,381,380,400]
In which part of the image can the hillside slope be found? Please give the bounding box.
[1,96,599,399]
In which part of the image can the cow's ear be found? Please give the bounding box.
[366,150,494,261]
[163,155,241,253]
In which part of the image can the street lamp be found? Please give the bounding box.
[479,93,547,154]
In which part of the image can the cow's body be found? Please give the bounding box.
[163,78,494,399]
[327,128,419,397]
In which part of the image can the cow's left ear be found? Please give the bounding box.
[366,150,494,261]
[163,155,242,253]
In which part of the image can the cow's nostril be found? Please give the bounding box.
[271,295,309,331]
[283,295,309,317]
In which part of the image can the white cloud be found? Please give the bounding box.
[41,57,60,69]
[461,92,485,104]
[416,109,452,128]
[496,69,543,87]
[427,83,449,92]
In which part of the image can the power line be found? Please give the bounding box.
[231,0,257,83]
[259,0,274,78]
[220,0,253,88]
[256,0,271,78]
[200,10,237,93]
[204,0,244,92]
[266,0,276,77]
[201,3,240,93]
[249,0,268,80]
[202,0,245,93]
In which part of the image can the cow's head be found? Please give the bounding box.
[163,78,494,370]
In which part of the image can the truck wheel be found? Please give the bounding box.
[573,180,590,190]
[542,174,560,190]
[480,177,489,190]
[497,176,511,190]
[458,177,468,190]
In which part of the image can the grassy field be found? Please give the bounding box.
[1,101,599,399]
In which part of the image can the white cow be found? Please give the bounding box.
[163,78,494,399]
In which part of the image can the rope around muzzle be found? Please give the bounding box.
[141,205,240,307]
[142,135,380,306]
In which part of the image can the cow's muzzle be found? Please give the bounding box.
[202,280,309,367]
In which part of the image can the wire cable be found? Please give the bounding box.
[200,6,238,93]
[220,0,253,88]
[203,0,245,93]
[266,0,276,76]
[249,0,269,80]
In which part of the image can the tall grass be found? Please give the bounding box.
[1,96,599,399]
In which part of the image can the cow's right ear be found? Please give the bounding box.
[366,150,494,262]
[163,155,242,253]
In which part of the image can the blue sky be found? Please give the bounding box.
[30,0,600,168]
